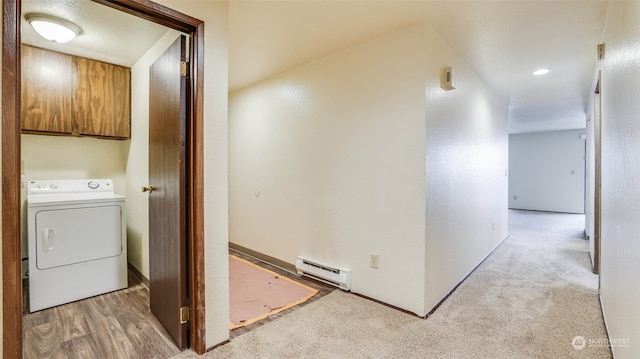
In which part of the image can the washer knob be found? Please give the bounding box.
[37,183,46,189]
[88,181,100,189]
[49,183,58,189]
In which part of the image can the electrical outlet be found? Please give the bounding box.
[370,254,379,269]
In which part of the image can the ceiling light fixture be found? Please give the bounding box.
[25,13,82,43]
[532,69,550,76]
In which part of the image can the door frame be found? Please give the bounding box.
[1,0,207,357]
[593,74,602,275]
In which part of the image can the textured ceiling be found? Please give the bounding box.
[21,1,609,134]
[21,0,169,67]
[229,1,609,133]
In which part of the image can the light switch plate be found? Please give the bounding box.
[370,254,379,269]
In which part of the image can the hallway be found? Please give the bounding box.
[173,210,610,358]
[509,209,587,241]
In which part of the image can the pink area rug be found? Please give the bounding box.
[229,255,318,329]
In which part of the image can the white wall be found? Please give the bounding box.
[127,30,180,280]
[599,1,640,358]
[154,0,230,348]
[229,23,508,317]
[423,25,509,313]
[230,24,428,315]
[508,130,586,214]
[21,135,127,190]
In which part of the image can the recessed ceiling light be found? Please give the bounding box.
[25,13,82,43]
[532,69,550,76]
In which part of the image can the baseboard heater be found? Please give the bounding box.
[295,256,351,291]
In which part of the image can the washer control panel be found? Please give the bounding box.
[28,179,114,196]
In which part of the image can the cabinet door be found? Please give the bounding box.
[21,45,74,134]
[74,57,131,138]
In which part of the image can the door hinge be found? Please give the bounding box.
[597,43,605,61]
[180,61,189,77]
[180,306,190,324]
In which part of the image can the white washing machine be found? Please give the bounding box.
[27,179,127,312]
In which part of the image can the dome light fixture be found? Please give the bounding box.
[25,13,82,43]
[532,68,550,76]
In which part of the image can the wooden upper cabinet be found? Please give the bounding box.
[74,57,131,138]
[20,44,131,139]
[21,45,74,134]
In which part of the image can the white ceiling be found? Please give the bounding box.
[21,1,609,134]
[21,0,169,67]
[229,0,609,133]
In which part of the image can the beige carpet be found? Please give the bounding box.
[173,210,610,358]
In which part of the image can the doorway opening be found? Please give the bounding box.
[2,0,206,357]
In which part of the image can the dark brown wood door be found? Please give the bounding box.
[149,35,189,349]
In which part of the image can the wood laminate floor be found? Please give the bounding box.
[22,255,337,358]
[22,272,180,359]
